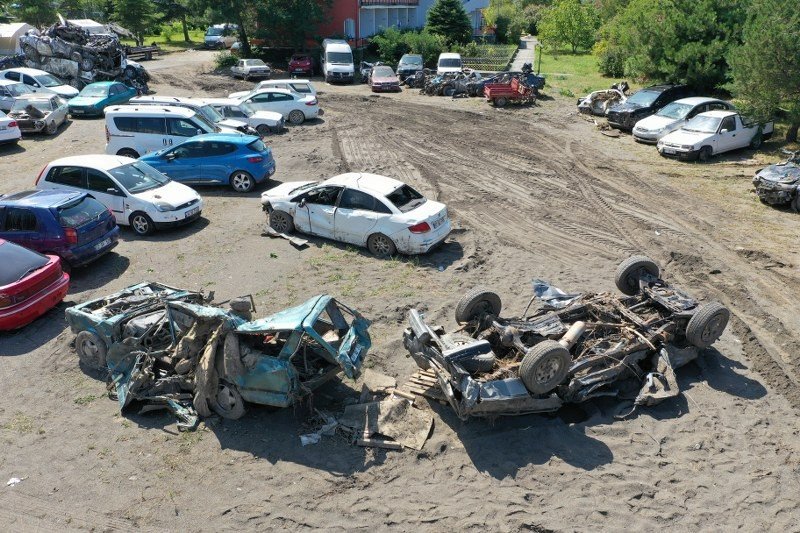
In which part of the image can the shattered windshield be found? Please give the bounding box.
[109,162,170,193]
[386,184,426,213]
[11,99,50,113]
[626,90,659,106]
[683,115,722,133]
[656,102,692,120]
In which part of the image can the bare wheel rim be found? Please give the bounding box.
[288,110,304,124]
[217,385,239,413]
[535,356,562,383]
[271,212,291,233]
[256,124,270,136]
[46,121,57,134]
[370,235,393,256]
[80,337,100,359]
[702,314,727,343]
[132,215,149,234]
[231,172,253,192]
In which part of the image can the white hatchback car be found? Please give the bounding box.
[229,79,317,99]
[234,88,320,125]
[0,68,79,98]
[261,173,451,256]
[36,155,204,236]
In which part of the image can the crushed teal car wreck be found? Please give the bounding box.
[65,284,371,428]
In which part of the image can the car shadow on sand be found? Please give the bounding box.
[0,141,25,155]
[0,299,71,355]
[117,217,210,243]
[68,252,131,291]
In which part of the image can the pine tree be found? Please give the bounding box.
[426,0,472,44]
[13,0,57,28]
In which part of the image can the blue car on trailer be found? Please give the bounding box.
[138,133,277,193]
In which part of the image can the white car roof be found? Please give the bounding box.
[2,67,52,77]
[105,105,196,118]
[324,173,403,196]
[0,79,23,86]
[202,98,239,106]
[245,88,294,96]
[48,154,133,171]
[697,110,738,118]
[439,53,461,59]
[672,97,728,106]
[131,95,203,105]
[260,79,310,85]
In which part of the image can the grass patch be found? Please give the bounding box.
[74,395,98,406]
[2,413,35,433]
[538,50,640,98]
[121,29,204,52]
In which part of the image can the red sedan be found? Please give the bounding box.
[370,66,401,93]
[0,239,70,331]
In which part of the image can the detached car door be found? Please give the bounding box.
[294,185,342,237]
[334,188,387,245]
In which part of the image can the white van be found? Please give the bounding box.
[105,105,220,158]
[437,53,463,75]
[204,24,237,49]
[129,95,246,134]
[321,39,354,83]
[228,79,316,99]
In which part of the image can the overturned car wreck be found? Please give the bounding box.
[403,256,730,419]
[66,283,371,428]
[753,149,800,212]
[19,19,149,93]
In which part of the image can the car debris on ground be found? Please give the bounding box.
[752,149,800,211]
[65,283,371,429]
[18,18,149,93]
[403,256,730,420]
[577,82,629,116]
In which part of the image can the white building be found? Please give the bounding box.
[0,23,37,56]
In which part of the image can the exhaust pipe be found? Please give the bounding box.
[559,321,586,349]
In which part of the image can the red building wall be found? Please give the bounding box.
[317,0,359,41]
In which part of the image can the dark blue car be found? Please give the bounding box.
[138,133,276,193]
[0,190,119,269]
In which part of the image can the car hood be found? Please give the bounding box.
[755,162,800,184]
[372,75,399,83]
[133,180,200,206]
[635,115,678,131]
[609,101,647,114]
[660,129,713,145]
[261,180,316,203]
[218,118,247,129]
[69,95,105,106]
[53,85,79,97]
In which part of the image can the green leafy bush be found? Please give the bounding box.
[371,29,447,67]
[215,51,238,69]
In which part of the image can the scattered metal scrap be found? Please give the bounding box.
[403,256,730,420]
[577,82,629,116]
[262,226,309,248]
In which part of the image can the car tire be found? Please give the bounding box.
[519,340,571,395]
[367,233,396,258]
[288,109,305,125]
[455,287,502,324]
[443,86,455,97]
[791,194,800,213]
[494,96,508,108]
[269,210,294,234]
[117,148,139,159]
[211,381,246,420]
[614,255,660,296]
[75,331,108,371]
[686,302,730,348]
[45,121,58,135]
[750,131,763,149]
[130,211,154,236]
[256,124,271,136]
[698,146,713,162]
[442,333,496,374]
[230,170,255,193]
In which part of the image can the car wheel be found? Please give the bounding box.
[443,86,455,97]
[614,255,660,296]
[130,211,154,236]
[750,131,763,149]
[45,121,58,135]
[494,96,508,108]
[454,287,502,324]
[117,148,139,159]
[211,381,246,419]
[519,340,571,395]
[230,170,255,193]
[75,331,108,371]
[269,210,294,234]
[288,109,305,125]
[256,124,271,136]
[698,146,712,162]
[367,233,396,258]
[686,302,730,348]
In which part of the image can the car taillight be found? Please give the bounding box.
[305,99,317,106]
[35,165,47,185]
[408,221,431,234]
[247,156,264,163]
[8,121,16,128]
[65,227,78,244]
[0,292,11,309]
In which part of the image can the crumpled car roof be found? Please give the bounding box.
[236,294,332,333]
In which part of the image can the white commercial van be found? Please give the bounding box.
[105,105,221,158]
[437,53,463,75]
[320,39,354,84]
[129,95,246,134]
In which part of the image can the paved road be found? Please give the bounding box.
[510,36,538,71]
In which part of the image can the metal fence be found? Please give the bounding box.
[462,44,517,72]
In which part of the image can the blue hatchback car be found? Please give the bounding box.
[0,190,119,269]
[138,133,276,193]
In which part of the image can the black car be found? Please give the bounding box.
[607,84,693,130]
[396,53,424,82]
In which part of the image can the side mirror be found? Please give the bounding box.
[106,187,120,195]
[298,198,307,208]
[720,128,729,133]
[196,129,203,135]
[165,152,177,161]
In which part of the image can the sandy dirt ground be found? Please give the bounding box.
[1,50,799,531]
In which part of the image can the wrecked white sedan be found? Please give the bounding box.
[261,173,451,257]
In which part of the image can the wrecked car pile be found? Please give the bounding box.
[403,256,730,419]
[416,63,544,99]
[753,149,800,211]
[66,283,371,429]
[18,19,149,93]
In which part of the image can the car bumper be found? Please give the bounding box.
[69,106,103,116]
[632,130,660,144]
[657,146,698,160]
[258,161,277,183]
[327,73,354,82]
[371,84,401,92]
[392,220,452,255]
[0,128,20,142]
[754,187,794,205]
[150,200,204,228]
[0,273,69,331]
[66,227,121,267]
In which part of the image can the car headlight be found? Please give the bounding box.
[154,201,174,212]
[682,145,694,150]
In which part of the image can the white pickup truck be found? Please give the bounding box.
[657,110,773,161]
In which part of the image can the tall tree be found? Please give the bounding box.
[13,0,57,28]
[255,0,330,50]
[426,0,472,44]
[538,0,599,53]
[112,0,160,45]
[730,0,800,141]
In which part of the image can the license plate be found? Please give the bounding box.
[72,109,83,114]
[293,69,304,73]
[94,238,111,251]
[185,207,200,218]
[663,148,676,155]
[432,216,446,229]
